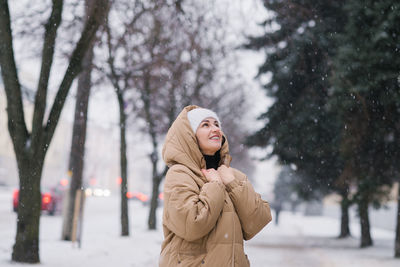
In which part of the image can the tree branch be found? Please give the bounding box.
[31,0,63,152]
[44,0,110,145]
[105,19,123,94]
[0,0,29,153]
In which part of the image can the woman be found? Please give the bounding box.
[160,105,272,266]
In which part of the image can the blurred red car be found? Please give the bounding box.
[127,191,149,205]
[126,191,164,206]
[13,187,63,215]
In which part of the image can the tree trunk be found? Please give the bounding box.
[148,173,161,230]
[338,189,351,238]
[117,91,129,236]
[1,0,109,262]
[358,199,373,248]
[395,182,400,257]
[140,72,161,230]
[62,42,94,240]
[148,144,161,230]
[104,9,129,236]
[12,155,44,263]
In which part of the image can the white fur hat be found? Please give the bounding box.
[187,108,221,133]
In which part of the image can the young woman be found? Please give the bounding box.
[160,105,272,267]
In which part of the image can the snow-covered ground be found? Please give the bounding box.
[0,186,398,267]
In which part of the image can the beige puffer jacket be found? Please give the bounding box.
[160,105,272,267]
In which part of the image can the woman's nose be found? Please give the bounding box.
[211,125,220,132]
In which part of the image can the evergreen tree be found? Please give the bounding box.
[245,0,349,235]
[332,0,400,249]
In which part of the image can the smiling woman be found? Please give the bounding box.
[159,105,272,267]
[187,108,222,156]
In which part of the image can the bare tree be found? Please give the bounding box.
[62,0,101,241]
[103,20,131,236]
[0,0,109,263]
[95,0,153,236]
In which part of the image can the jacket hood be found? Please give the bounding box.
[162,105,231,176]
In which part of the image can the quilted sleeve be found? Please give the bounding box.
[225,169,272,240]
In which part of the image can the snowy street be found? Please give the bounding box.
[0,186,398,267]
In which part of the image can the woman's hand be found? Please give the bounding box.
[217,165,235,185]
[201,168,222,183]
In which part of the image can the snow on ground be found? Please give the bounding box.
[0,186,399,267]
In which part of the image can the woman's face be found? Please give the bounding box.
[195,117,222,155]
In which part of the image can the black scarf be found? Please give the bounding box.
[204,151,221,170]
